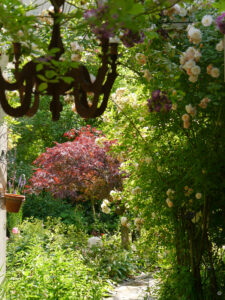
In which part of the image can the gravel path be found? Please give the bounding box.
[104,273,158,300]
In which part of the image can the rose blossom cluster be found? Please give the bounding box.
[187,25,202,44]
[147,90,172,113]
[180,47,201,83]
[101,199,111,214]
[166,188,175,208]
[199,97,211,109]
[181,104,196,129]
[206,64,220,78]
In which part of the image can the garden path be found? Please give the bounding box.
[104,273,158,300]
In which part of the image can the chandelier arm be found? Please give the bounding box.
[77,66,93,92]
[50,92,63,121]
[92,67,118,118]
[0,75,33,117]
[92,39,110,93]
[25,91,40,117]
[91,49,118,117]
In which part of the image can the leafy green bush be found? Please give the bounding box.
[1,218,111,299]
[23,192,88,230]
[84,233,147,282]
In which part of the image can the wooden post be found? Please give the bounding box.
[0,107,7,284]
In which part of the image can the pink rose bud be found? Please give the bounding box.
[12,227,19,234]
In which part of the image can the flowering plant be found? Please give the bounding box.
[7,174,26,195]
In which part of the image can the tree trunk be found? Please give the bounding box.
[0,107,7,284]
[121,225,130,250]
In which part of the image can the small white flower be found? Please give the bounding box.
[210,67,220,78]
[188,75,198,83]
[101,204,111,214]
[216,40,224,52]
[179,7,187,17]
[191,65,201,76]
[184,59,196,69]
[172,103,177,110]
[195,193,202,199]
[145,157,153,164]
[217,291,222,296]
[185,104,196,116]
[71,53,81,62]
[166,198,173,208]
[88,236,103,248]
[188,27,202,44]
[201,15,213,27]
[182,114,190,122]
[143,69,152,81]
[135,53,146,65]
[116,87,126,97]
[194,51,202,62]
[109,36,120,43]
[71,41,84,52]
[179,54,186,65]
[17,30,24,37]
[90,73,96,83]
[121,216,127,226]
[103,199,110,206]
[0,54,9,69]
[185,47,196,60]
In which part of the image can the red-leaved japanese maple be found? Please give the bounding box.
[27,125,122,203]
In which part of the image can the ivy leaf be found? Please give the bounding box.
[45,70,57,79]
[36,64,43,72]
[38,82,48,92]
[62,76,74,84]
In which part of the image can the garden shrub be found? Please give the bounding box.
[22,192,88,230]
[1,218,111,299]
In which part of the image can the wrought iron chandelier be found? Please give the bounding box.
[0,0,118,120]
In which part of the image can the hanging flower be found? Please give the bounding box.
[216,13,225,34]
[147,90,172,113]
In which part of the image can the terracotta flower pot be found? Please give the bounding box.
[4,193,25,213]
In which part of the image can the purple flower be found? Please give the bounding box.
[216,13,225,34]
[147,90,172,113]
[83,9,97,19]
[121,29,145,48]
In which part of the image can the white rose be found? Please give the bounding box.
[216,40,223,52]
[210,67,220,78]
[185,47,196,60]
[101,204,111,214]
[103,199,110,206]
[188,27,202,44]
[184,59,196,69]
[191,65,201,76]
[88,237,103,248]
[188,75,198,83]
[201,15,213,27]
[179,7,187,17]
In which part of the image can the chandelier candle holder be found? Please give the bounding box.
[0,0,119,120]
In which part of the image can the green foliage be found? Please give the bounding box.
[22,192,88,229]
[1,218,110,299]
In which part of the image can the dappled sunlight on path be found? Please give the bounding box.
[104,273,158,300]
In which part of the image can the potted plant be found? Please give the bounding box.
[5,174,26,213]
